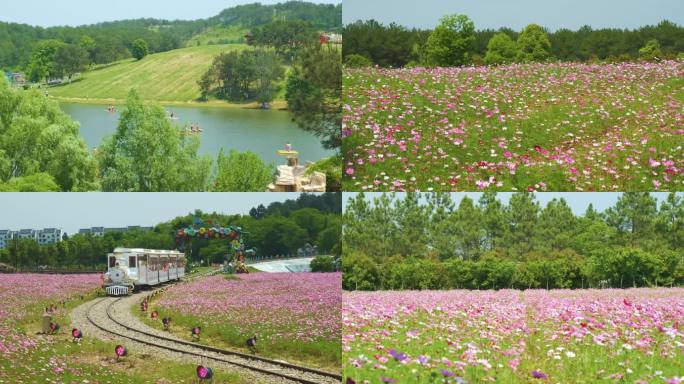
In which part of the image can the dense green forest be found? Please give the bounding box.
[343,19,684,67]
[0,1,342,72]
[343,192,684,291]
[0,192,341,270]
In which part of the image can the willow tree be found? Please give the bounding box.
[97,90,212,191]
[0,78,98,191]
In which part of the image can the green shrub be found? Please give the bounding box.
[0,173,60,191]
[344,54,373,68]
[306,155,341,191]
[310,255,335,272]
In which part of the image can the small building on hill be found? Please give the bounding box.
[320,33,342,45]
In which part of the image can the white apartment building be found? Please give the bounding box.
[17,229,38,241]
[77,226,152,237]
[0,230,15,249]
[37,228,62,245]
[0,228,62,249]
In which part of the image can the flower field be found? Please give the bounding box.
[343,289,684,383]
[343,61,684,191]
[0,273,100,352]
[0,273,106,382]
[0,273,249,383]
[152,273,342,369]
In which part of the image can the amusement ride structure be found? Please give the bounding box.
[174,217,252,274]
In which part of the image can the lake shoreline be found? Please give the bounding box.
[59,102,333,165]
[52,96,289,111]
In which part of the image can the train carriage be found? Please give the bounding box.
[104,247,186,296]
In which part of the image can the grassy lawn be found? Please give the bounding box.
[49,44,257,105]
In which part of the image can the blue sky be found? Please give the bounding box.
[1,0,339,27]
[343,0,684,31]
[343,193,680,215]
[0,193,310,235]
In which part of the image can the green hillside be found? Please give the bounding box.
[186,25,249,47]
[1,2,341,70]
[49,44,250,104]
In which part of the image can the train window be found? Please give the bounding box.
[109,257,115,268]
[129,256,136,268]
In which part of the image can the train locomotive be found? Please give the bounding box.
[104,247,186,296]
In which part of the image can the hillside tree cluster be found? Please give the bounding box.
[0,1,341,73]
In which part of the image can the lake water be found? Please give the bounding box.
[59,103,333,164]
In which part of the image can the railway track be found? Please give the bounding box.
[84,292,341,384]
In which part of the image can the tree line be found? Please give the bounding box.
[1,1,342,73]
[342,192,684,291]
[0,19,193,73]
[343,18,684,68]
[0,193,341,271]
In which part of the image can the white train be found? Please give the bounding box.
[104,247,186,296]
